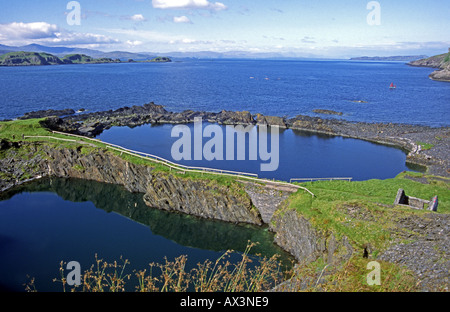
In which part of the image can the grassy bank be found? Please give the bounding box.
[271,173,449,291]
[282,174,449,251]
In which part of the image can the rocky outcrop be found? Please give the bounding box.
[255,113,287,128]
[378,213,450,292]
[143,173,262,225]
[429,66,450,82]
[409,49,450,82]
[312,109,343,116]
[18,108,76,120]
[0,141,263,225]
[270,208,353,266]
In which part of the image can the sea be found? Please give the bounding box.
[0,59,449,126]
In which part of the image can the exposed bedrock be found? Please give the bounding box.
[35,102,449,177]
[269,208,353,266]
[0,141,263,226]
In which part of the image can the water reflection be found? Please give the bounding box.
[1,177,293,263]
[97,123,412,181]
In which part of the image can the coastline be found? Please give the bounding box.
[33,103,449,177]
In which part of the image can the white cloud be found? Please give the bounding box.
[0,22,119,47]
[152,0,227,11]
[130,14,146,21]
[0,22,59,40]
[173,16,192,23]
[126,40,143,46]
[50,32,119,45]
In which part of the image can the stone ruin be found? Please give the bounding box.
[394,188,438,211]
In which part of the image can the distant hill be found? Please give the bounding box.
[61,54,120,64]
[350,55,428,62]
[0,51,120,66]
[0,51,173,66]
[0,51,64,66]
[408,49,450,82]
[148,56,172,63]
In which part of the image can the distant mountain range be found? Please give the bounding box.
[0,44,321,60]
[0,43,437,62]
[350,55,428,62]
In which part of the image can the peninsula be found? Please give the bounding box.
[0,51,172,66]
[408,49,450,82]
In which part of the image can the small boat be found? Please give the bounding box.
[389,82,396,89]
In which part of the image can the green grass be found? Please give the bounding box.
[273,173,449,291]
[416,141,435,150]
[278,173,449,251]
[0,118,52,138]
[443,52,450,64]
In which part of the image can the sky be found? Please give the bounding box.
[0,0,449,58]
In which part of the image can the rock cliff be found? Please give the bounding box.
[143,172,262,225]
[409,49,450,82]
[270,205,353,266]
[0,141,263,225]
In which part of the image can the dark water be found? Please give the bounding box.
[0,178,293,292]
[0,60,449,126]
[97,122,414,182]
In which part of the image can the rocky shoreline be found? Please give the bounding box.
[408,49,450,82]
[24,102,449,177]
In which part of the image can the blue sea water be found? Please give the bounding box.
[0,59,449,126]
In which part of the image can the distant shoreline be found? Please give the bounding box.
[0,51,172,67]
[350,55,427,62]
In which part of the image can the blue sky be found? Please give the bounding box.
[0,0,449,58]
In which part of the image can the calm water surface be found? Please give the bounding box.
[0,60,449,126]
[0,178,293,292]
[97,123,414,182]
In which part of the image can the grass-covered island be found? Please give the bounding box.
[0,51,172,66]
[1,115,449,292]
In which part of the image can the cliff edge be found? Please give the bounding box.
[409,49,450,82]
